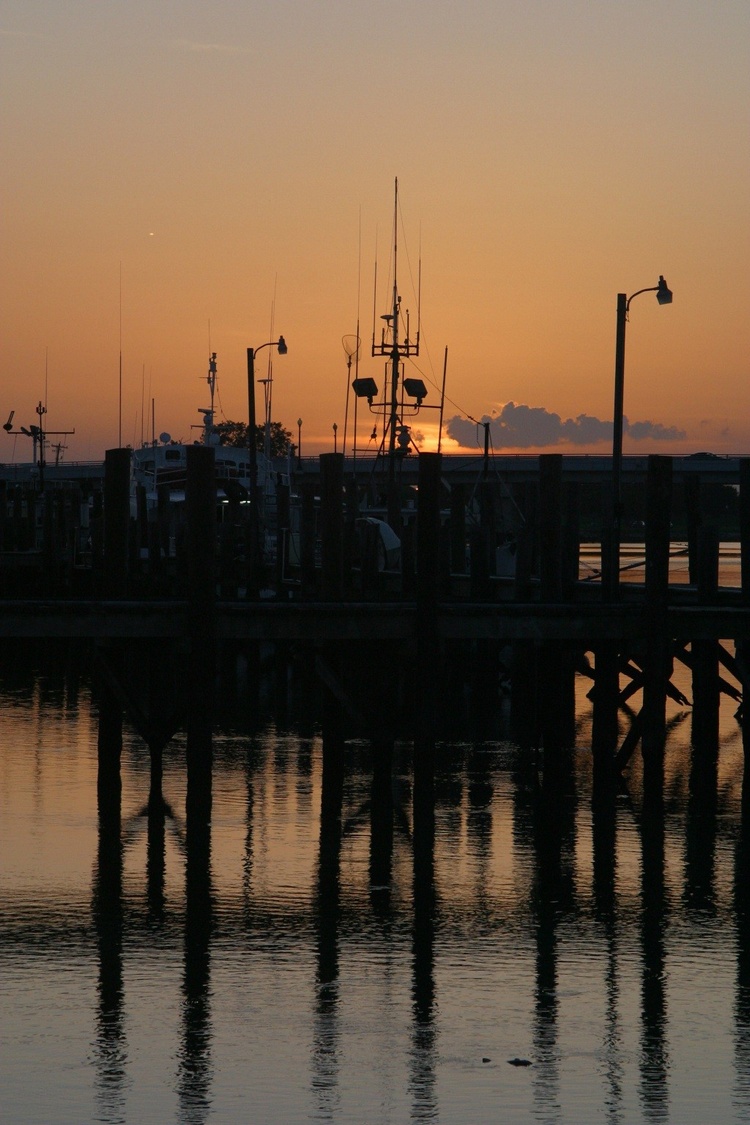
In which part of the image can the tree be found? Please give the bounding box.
[214,420,293,458]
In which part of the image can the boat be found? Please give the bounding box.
[340,181,521,580]
[131,352,291,518]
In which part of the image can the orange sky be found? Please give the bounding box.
[1,1,748,463]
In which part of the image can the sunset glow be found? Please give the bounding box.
[2,1,748,462]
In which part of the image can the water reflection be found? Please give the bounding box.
[640,793,669,1121]
[178,804,214,1123]
[370,737,394,908]
[6,647,750,1122]
[411,733,438,1122]
[312,716,344,1118]
[734,815,750,1118]
[530,777,575,1121]
[593,786,623,1124]
[92,792,126,1124]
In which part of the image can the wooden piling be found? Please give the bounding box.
[95,448,131,809]
[103,448,131,598]
[300,478,317,598]
[592,644,620,789]
[412,454,441,897]
[692,525,721,753]
[537,455,575,776]
[415,453,442,735]
[450,483,467,575]
[320,453,344,601]
[185,445,216,824]
[642,455,673,786]
[275,480,290,597]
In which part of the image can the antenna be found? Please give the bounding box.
[201,352,218,445]
[370,178,420,528]
[341,334,360,458]
[438,347,448,453]
[3,403,74,488]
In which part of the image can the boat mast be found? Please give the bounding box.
[371,178,420,528]
[200,352,218,444]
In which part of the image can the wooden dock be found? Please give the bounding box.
[2,445,750,824]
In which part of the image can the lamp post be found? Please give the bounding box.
[609,276,672,599]
[246,336,287,590]
[297,417,302,469]
[332,422,338,454]
[246,335,287,466]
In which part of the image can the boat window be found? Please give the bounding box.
[165,449,182,461]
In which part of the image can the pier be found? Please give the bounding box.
[2,446,750,814]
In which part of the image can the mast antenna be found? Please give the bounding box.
[370,177,420,529]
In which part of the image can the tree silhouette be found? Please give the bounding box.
[214,420,293,457]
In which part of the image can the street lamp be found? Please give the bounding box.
[246,336,287,591]
[246,335,287,460]
[332,422,338,454]
[297,418,302,469]
[609,276,672,599]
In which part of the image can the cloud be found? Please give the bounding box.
[445,402,686,450]
[626,420,685,441]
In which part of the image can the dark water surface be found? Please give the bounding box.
[2,641,750,1124]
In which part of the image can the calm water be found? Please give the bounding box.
[579,541,742,585]
[2,626,750,1122]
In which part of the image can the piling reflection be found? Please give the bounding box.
[684,725,719,917]
[177,804,214,1124]
[639,789,669,1121]
[10,642,750,1122]
[734,805,750,1116]
[370,737,394,909]
[530,763,576,1121]
[467,744,493,912]
[410,733,438,1121]
[312,717,344,1117]
[92,788,126,1124]
[592,785,623,1124]
[146,786,171,928]
[242,741,260,923]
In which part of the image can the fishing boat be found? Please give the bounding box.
[341,180,521,579]
[131,352,291,517]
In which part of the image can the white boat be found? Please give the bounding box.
[131,353,290,515]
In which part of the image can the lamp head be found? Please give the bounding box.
[403,377,427,405]
[656,276,672,305]
[277,335,288,355]
[352,377,379,405]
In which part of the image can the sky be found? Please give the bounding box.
[1,0,748,463]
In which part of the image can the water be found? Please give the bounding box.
[579,541,742,585]
[2,633,750,1123]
